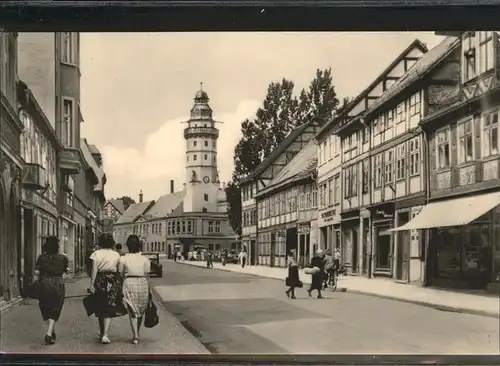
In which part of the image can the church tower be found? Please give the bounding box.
[182,84,221,213]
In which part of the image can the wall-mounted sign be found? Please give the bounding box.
[321,209,336,221]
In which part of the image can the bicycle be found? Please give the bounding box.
[323,268,339,292]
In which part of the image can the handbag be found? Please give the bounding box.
[83,294,97,316]
[285,277,291,286]
[28,279,41,299]
[296,280,303,288]
[144,292,159,328]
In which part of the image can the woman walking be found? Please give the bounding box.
[285,249,300,299]
[118,235,151,344]
[307,249,326,299]
[89,233,126,344]
[34,236,69,345]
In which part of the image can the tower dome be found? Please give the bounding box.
[194,83,209,102]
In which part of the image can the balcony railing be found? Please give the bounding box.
[184,127,219,139]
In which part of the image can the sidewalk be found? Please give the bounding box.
[0,277,209,354]
[176,260,500,319]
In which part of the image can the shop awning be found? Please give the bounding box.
[388,191,500,232]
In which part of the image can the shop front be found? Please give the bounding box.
[391,192,500,291]
[297,222,311,268]
[368,203,395,278]
[258,226,287,267]
[340,210,360,275]
[318,206,341,253]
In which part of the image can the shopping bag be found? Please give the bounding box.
[144,292,159,328]
[28,280,41,299]
[285,277,291,286]
[83,294,97,316]
[296,280,304,288]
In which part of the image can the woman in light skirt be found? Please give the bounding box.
[118,235,151,344]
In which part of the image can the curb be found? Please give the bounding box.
[150,285,211,354]
[0,297,23,314]
[175,261,499,319]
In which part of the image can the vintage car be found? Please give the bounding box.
[224,250,239,264]
[143,252,163,277]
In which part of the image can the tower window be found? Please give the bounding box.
[204,154,208,160]
[193,154,197,161]
[213,141,216,148]
[204,124,207,127]
[187,155,189,162]
[213,156,216,162]
[193,140,197,147]
[202,207,208,212]
[204,140,208,147]
[204,193,209,201]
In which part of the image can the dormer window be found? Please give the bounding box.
[462,31,495,83]
[463,31,476,82]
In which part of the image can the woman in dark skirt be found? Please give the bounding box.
[307,249,326,299]
[35,236,69,345]
[89,233,127,344]
[285,249,300,299]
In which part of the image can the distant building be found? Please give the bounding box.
[104,198,125,235]
[113,85,235,255]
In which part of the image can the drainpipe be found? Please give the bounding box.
[422,127,431,287]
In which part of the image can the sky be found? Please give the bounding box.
[80,32,443,202]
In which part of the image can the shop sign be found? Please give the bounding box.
[321,209,337,221]
[298,224,310,234]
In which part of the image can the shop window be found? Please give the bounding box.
[482,108,499,157]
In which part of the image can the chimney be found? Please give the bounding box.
[170,180,174,194]
[139,190,143,203]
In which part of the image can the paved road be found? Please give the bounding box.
[154,261,500,355]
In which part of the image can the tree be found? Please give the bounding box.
[302,67,339,125]
[224,182,242,237]
[232,119,265,180]
[119,196,136,210]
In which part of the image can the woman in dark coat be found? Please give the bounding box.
[285,249,300,299]
[35,236,69,345]
[307,249,326,299]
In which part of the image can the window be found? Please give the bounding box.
[362,125,369,144]
[343,132,358,161]
[384,149,394,184]
[436,128,451,169]
[409,137,420,176]
[396,144,406,180]
[478,31,494,75]
[176,221,180,233]
[362,159,369,194]
[328,135,334,159]
[334,136,340,156]
[457,118,474,164]
[204,140,208,147]
[373,153,383,188]
[61,32,78,65]
[167,222,172,235]
[409,92,421,117]
[333,175,340,204]
[204,193,209,201]
[322,141,327,162]
[483,109,499,157]
[208,220,220,233]
[193,140,197,147]
[204,154,208,160]
[213,141,216,148]
[344,164,357,198]
[62,99,74,147]
[386,109,394,130]
[396,102,406,125]
[202,207,207,212]
[193,154,197,161]
[187,220,193,233]
[328,178,333,205]
[463,31,476,82]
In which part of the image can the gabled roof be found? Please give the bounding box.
[239,120,314,185]
[365,36,460,116]
[142,191,184,219]
[107,199,125,214]
[115,200,155,225]
[256,140,318,198]
[315,39,429,141]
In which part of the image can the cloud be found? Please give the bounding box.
[101,100,261,199]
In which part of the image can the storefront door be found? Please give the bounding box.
[362,224,369,275]
[375,227,392,274]
[250,240,256,265]
[351,228,359,273]
[270,233,276,268]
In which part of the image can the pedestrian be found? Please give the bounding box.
[206,250,214,268]
[323,249,334,290]
[238,249,247,268]
[89,233,127,344]
[118,235,151,344]
[86,244,98,277]
[285,249,300,299]
[307,249,326,299]
[34,236,69,345]
[115,243,125,256]
[334,246,341,273]
[221,249,227,266]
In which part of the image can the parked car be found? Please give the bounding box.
[143,253,163,277]
[225,250,239,264]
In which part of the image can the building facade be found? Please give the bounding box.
[104,199,125,235]
[0,32,24,303]
[239,120,321,266]
[17,32,106,275]
[394,31,500,292]
[17,80,61,294]
[255,141,318,268]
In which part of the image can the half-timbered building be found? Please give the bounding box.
[393,31,500,292]
[239,120,320,265]
[255,141,318,268]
